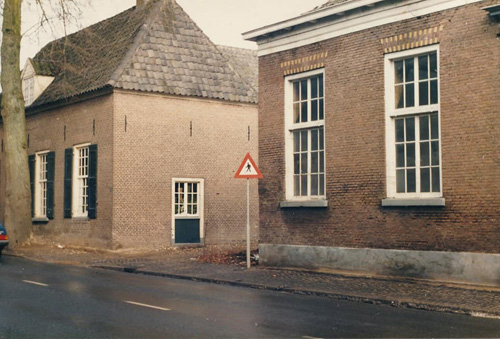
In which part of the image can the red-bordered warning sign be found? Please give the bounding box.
[234,153,263,179]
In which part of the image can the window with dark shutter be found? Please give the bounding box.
[46,152,55,219]
[28,155,35,218]
[64,148,73,218]
[88,144,98,219]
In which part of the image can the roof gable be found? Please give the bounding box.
[113,1,257,103]
[30,0,257,108]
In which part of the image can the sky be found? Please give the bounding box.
[20,0,327,64]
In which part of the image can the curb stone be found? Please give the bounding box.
[92,265,500,319]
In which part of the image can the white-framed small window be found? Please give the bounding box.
[174,181,200,217]
[24,76,34,106]
[34,151,49,218]
[385,45,442,199]
[284,69,326,201]
[72,143,90,217]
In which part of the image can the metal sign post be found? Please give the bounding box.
[234,153,263,269]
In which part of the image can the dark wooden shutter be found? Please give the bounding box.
[28,155,35,218]
[64,148,73,218]
[88,144,98,219]
[46,152,55,219]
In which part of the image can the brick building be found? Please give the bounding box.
[0,0,259,249]
[244,0,499,285]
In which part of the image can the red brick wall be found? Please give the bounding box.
[258,1,499,253]
[0,94,115,248]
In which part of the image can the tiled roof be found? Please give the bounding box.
[30,0,257,107]
[306,0,353,14]
[216,45,258,92]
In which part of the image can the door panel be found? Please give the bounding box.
[175,219,200,244]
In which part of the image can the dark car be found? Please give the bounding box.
[0,223,8,257]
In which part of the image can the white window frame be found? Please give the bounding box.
[385,45,443,200]
[284,69,326,202]
[72,143,91,218]
[171,178,204,242]
[24,76,34,106]
[34,150,49,219]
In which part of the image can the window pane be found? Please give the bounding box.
[294,176,300,196]
[405,84,414,107]
[319,128,324,150]
[320,174,325,196]
[294,154,300,174]
[311,100,318,121]
[432,167,441,192]
[319,99,324,120]
[301,175,308,196]
[311,175,319,196]
[320,151,325,172]
[311,152,319,173]
[294,132,300,152]
[396,170,405,193]
[395,60,403,84]
[430,80,438,104]
[419,82,429,106]
[430,52,437,78]
[301,80,308,100]
[293,82,300,101]
[421,168,430,193]
[405,58,414,82]
[193,205,198,214]
[301,153,308,174]
[311,129,318,151]
[407,169,416,193]
[319,74,324,97]
[420,115,429,141]
[396,144,405,168]
[419,55,428,80]
[311,77,318,98]
[406,143,415,167]
[395,119,405,142]
[301,102,308,123]
[395,85,404,109]
[188,205,192,214]
[193,184,198,193]
[405,117,415,141]
[301,130,308,151]
[431,141,440,166]
[431,114,439,139]
[420,142,430,166]
[293,103,300,124]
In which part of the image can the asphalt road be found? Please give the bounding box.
[1,256,499,338]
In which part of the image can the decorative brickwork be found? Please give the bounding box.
[281,52,328,76]
[381,25,444,54]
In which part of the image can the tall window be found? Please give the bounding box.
[285,70,325,200]
[385,46,441,199]
[64,144,97,219]
[29,151,55,220]
[73,145,89,216]
[35,152,48,217]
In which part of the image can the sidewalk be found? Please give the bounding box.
[6,244,500,318]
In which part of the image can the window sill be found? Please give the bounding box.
[32,217,49,224]
[72,216,90,221]
[280,200,329,208]
[381,198,445,207]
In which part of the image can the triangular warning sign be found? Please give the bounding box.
[234,153,263,179]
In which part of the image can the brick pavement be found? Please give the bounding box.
[5,244,500,318]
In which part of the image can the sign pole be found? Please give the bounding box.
[246,178,250,269]
[234,153,262,270]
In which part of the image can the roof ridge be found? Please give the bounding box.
[108,1,164,87]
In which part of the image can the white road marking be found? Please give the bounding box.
[23,280,49,287]
[124,300,171,311]
[470,312,500,320]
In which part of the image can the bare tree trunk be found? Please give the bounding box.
[1,0,32,246]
